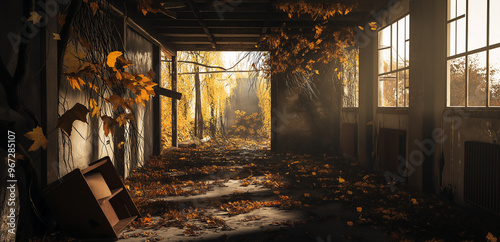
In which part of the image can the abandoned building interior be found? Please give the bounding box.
[1,0,500,241]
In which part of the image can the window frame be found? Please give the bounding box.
[377,13,410,108]
[446,0,500,108]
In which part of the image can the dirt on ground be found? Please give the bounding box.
[33,137,500,242]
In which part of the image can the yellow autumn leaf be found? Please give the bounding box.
[356,207,362,212]
[88,82,98,92]
[24,126,48,152]
[411,198,419,205]
[486,232,498,242]
[107,51,123,68]
[358,26,364,30]
[28,11,42,25]
[338,177,345,183]
[117,141,125,149]
[347,221,353,226]
[89,98,97,109]
[63,43,87,73]
[68,77,85,90]
[369,22,377,31]
[92,106,101,118]
[4,153,24,163]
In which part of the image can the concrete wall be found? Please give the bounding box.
[272,67,342,154]
[124,27,154,176]
[56,15,157,180]
[354,0,500,210]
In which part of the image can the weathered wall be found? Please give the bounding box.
[272,67,342,154]
[124,27,154,176]
[359,0,500,210]
[442,113,500,206]
[57,19,157,180]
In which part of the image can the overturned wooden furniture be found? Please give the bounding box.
[43,157,140,240]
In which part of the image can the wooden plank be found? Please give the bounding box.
[113,216,137,235]
[174,43,261,51]
[154,86,182,100]
[98,188,124,204]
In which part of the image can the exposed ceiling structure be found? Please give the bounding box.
[124,0,391,51]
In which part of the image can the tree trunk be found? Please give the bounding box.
[210,104,216,137]
[194,68,203,139]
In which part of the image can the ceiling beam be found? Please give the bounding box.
[174,43,263,51]
[164,36,260,43]
[143,11,369,22]
[186,0,217,49]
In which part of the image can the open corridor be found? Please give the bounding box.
[109,138,499,242]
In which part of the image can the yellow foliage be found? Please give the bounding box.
[24,126,48,152]
[106,51,122,68]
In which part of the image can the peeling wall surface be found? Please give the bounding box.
[442,114,500,206]
[124,27,154,177]
[56,25,155,180]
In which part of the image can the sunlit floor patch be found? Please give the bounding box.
[116,137,500,242]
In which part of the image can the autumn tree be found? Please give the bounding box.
[449,55,500,107]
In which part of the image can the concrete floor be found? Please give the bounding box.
[118,177,390,242]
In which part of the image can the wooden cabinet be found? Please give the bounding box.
[43,157,140,240]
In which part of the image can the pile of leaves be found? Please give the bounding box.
[37,137,499,241]
[121,137,500,241]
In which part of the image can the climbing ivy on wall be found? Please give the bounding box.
[24,0,157,170]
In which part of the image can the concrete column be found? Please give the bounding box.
[357,28,377,168]
[408,0,447,192]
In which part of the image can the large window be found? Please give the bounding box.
[447,0,500,107]
[378,15,410,107]
[342,48,359,108]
